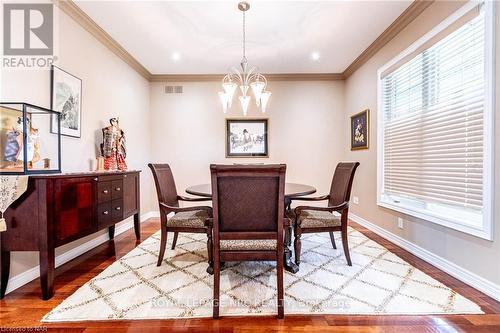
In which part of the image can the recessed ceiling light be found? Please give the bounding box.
[311,52,320,61]
[171,52,181,62]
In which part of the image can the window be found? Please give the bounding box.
[377,1,495,240]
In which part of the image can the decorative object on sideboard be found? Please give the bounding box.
[0,176,29,232]
[0,103,61,175]
[96,156,105,171]
[226,118,268,157]
[350,109,370,150]
[50,65,82,138]
[218,2,271,115]
[100,118,127,171]
[43,158,51,169]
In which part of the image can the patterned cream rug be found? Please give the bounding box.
[42,227,482,321]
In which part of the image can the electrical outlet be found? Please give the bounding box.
[353,196,359,204]
[397,217,404,229]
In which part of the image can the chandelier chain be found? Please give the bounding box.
[242,9,246,62]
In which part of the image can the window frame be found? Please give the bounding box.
[376,1,496,240]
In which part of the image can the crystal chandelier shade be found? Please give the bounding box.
[218,2,271,115]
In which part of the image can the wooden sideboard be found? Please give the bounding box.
[0,171,140,300]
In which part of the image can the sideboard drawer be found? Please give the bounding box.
[97,202,112,228]
[111,198,124,222]
[97,181,112,203]
[111,180,123,199]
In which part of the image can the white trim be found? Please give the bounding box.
[378,200,490,240]
[482,0,496,242]
[4,210,160,295]
[349,212,500,302]
[376,0,496,240]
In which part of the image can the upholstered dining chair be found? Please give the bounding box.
[210,164,287,319]
[288,162,359,267]
[148,163,213,270]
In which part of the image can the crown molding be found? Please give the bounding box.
[53,0,152,80]
[150,73,344,82]
[342,0,434,79]
[56,0,433,82]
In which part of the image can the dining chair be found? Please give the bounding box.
[288,162,359,267]
[148,163,213,271]
[210,164,287,319]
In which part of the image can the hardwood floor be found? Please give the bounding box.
[1,218,499,332]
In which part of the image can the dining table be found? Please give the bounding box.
[185,182,316,273]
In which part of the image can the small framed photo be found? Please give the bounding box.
[226,119,268,157]
[351,109,369,150]
[50,65,82,138]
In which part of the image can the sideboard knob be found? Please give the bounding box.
[103,211,109,215]
[124,175,127,178]
[94,178,98,181]
[103,190,109,194]
[115,206,121,211]
[115,187,121,191]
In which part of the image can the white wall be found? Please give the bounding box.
[150,80,345,198]
[1,9,155,278]
[343,1,500,286]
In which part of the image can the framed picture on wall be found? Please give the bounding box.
[50,65,82,138]
[226,119,269,157]
[350,109,369,150]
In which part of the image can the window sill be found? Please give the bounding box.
[377,199,493,241]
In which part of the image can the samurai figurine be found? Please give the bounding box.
[100,117,127,171]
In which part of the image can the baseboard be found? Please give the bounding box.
[5,210,160,295]
[349,213,500,302]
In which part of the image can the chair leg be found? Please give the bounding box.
[294,226,302,267]
[341,222,352,266]
[213,253,220,319]
[329,232,337,249]
[277,250,284,319]
[171,232,179,250]
[157,224,168,267]
[206,227,214,274]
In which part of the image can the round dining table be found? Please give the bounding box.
[185,182,316,273]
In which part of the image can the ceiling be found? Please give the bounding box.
[75,1,412,75]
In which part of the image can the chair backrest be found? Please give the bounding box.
[328,162,360,207]
[148,163,179,208]
[210,164,286,235]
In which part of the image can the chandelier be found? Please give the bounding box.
[218,1,271,115]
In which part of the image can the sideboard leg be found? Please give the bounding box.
[108,225,115,240]
[0,250,10,299]
[133,213,140,241]
[39,249,55,300]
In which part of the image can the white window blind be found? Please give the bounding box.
[378,2,494,237]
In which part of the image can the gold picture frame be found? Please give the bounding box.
[350,109,369,150]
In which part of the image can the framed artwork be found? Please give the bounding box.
[351,109,369,150]
[50,65,82,138]
[226,119,268,157]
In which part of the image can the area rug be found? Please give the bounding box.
[42,227,483,321]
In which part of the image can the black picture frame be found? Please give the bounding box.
[350,109,369,150]
[226,119,269,157]
[50,65,82,138]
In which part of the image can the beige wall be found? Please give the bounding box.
[150,81,345,199]
[1,9,155,278]
[343,1,500,285]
